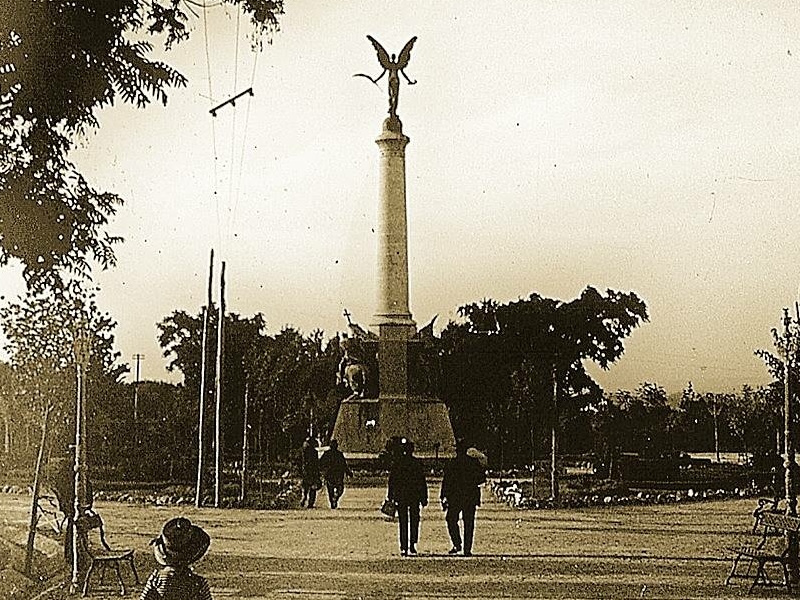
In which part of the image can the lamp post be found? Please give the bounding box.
[70,320,90,594]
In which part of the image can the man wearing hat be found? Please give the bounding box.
[440,439,486,557]
[140,517,212,600]
[387,439,428,556]
[319,439,353,509]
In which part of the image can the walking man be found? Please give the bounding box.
[299,437,321,508]
[319,439,352,509]
[388,439,428,556]
[440,439,486,557]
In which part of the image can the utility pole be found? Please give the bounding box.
[196,249,214,508]
[214,261,226,508]
[132,353,144,446]
[783,308,799,588]
[710,394,721,463]
[550,365,559,501]
[240,380,249,503]
[530,409,536,498]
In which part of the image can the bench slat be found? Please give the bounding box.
[761,512,800,532]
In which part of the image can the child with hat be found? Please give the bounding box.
[140,517,213,600]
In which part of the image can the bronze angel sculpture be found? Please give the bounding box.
[355,36,417,119]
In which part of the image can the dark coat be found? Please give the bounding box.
[300,444,321,486]
[388,454,428,507]
[441,454,486,507]
[319,448,352,483]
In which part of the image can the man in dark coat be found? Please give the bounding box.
[319,439,352,509]
[440,439,486,556]
[299,437,321,508]
[387,439,428,556]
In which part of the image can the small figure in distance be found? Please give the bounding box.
[299,437,321,509]
[319,439,353,509]
[140,517,212,600]
[440,439,487,557]
[387,439,428,556]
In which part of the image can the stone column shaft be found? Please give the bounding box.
[374,125,415,327]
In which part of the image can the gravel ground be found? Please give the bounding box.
[3,483,782,599]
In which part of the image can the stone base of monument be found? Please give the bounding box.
[332,395,456,459]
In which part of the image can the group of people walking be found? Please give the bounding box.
[299,437,352,509]
[388,437,486,557]
[301,435,487,556]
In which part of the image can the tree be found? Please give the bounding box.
[0,281,127,460]
[157,310,343,472]
[616,382,671,457]
[0,1,284,287]
[158,308,269,459]
[441,286,648,497]
[756,312,800,457]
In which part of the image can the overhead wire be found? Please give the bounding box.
[229,43,259,240]
[201,0,222,253]
[224,8,242,246]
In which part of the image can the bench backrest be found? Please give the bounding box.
[75,509,112,555]
[761,511,800,532]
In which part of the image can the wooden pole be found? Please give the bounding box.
[783,308,799,587]
[530,406,536,498]
[25,403,51,577]
[214,261,226,508]
[240,381,249,502]
[550,365,559,501]
[195,249,214,508]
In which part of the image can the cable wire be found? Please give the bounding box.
[225,9,242,245]
[201,0,221,253]
[229,49,259,240]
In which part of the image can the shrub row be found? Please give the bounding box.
[490,479,770,510]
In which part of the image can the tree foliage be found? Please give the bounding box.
[439,286,649,466]
[0,281,127,464]
[0,0,283,287]
[157,309,341,466]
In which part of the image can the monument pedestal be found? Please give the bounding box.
[334,395,455,459]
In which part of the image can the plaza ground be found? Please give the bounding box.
[5,483,790,599]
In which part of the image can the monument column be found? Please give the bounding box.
[374,119,416,399]
[374,120,415,329]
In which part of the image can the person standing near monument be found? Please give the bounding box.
[387,439,428,556]
[319,439,352,509]
[299,437,321,509]
[440,439,486,557]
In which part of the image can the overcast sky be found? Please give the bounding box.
[5,0,800,394]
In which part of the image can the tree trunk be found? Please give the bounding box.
[25,404,52,577]
[550,367,559,501]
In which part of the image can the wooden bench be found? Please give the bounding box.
[726,512,800,593]
[75,509,139,596]
[752,497,782,535]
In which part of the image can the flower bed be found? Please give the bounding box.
[490,478,771,510]
[93,478,302,509]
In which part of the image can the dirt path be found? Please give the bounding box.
[9,483,771,599]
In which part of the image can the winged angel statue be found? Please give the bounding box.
[355,36,417,120]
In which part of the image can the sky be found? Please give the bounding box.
[5,0,800,394]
